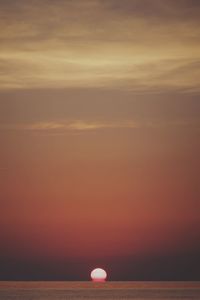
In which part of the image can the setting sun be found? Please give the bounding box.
[91,268,107,282]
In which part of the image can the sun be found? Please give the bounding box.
[90,268,107,282]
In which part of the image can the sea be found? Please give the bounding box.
[0,281,200,300]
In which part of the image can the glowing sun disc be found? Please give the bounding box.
[91,268,107,282]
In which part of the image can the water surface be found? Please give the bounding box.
[0,281,199,299]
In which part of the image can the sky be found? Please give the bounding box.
[0,0,200,280]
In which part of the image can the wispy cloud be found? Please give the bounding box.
[0,118,199,135]
[0,0,200,92]
[0,120,139,132]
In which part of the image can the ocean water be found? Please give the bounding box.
[0,281,200,300]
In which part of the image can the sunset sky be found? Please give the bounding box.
[0,0,200,280]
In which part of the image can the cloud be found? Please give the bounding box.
[0,120,139,133]
[0,0,200,92]
[104,0,200,21]
[1,118,199,135]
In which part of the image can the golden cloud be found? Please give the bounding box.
[0,0,200,92]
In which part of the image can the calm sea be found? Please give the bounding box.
[0,281,200,299]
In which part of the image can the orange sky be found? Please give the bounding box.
[0,0,200,280]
